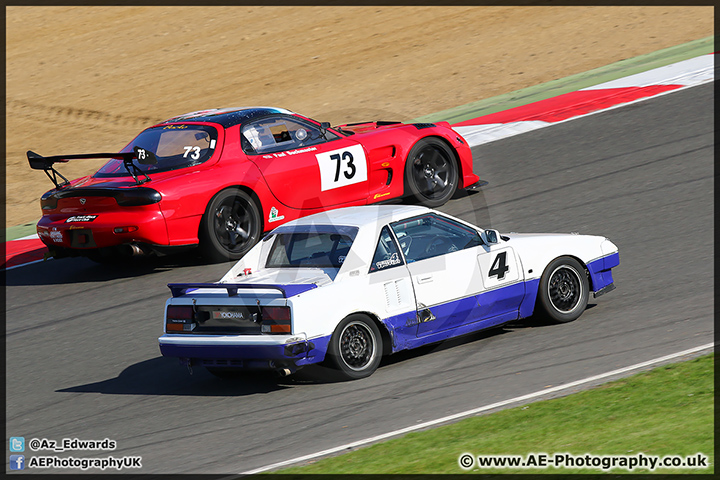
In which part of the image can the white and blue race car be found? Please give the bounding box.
[159,205,619,379]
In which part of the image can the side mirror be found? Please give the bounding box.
[483,229,500,245]
[319,122,331,140]
[133,146,158,165]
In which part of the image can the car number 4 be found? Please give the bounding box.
[489,251,510,279]
[316,144,368,191]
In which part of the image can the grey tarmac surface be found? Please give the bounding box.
[5,83,713,474]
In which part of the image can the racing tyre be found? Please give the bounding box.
[326,314,383,380]
[537,257,589,323]
[199,188,262,263]
[405,138,459,208]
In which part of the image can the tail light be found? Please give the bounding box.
[261,306,291,334]
[166,305,195,332]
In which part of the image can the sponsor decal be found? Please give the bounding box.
[375,252,401,269]
[66,215,98,223]
[50,228,63,243]
[269,206,285,223]
[286,146,318,155]
[373,192,391,200]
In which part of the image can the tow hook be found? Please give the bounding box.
[179,358,193,375]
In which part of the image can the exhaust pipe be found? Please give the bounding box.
[119,244,146,256]
[276,367,295,377]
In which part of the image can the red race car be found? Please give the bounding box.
[28,107,484,262]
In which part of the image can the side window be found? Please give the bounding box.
[241,116,336,155]
[390,214,483,263]
[369,226,404,273]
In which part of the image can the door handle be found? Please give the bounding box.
[417,274,433,284]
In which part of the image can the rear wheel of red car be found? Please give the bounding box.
[405,138,459,208]
[326,314,383,380]
[537,256,589,323]
[199,188,262,263]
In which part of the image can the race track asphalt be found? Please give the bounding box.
[5,83,713,474]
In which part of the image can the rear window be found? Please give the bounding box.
[94,124,218,177]
[265,225,358,269]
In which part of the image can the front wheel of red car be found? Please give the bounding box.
[404,138,459,208]
[199,188,262,263]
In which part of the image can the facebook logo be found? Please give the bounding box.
[9,437,25,452]
[9,455,25,470]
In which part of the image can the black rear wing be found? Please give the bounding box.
[27,147,157,187]
[168,282,318,299]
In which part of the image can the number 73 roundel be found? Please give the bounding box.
[316,144,368,191]
[477,247,520,289]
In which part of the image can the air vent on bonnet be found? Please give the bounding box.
[413,123,436,129]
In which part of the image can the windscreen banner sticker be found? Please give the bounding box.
[316,144,367,191]
[65,215,98,223]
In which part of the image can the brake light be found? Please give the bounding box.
[166,305,194,333]
[261,306,291,334]
[113,226,139,234]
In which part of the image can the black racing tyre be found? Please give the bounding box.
[404,137,459,208]
[199,188,262,263]
[537,256,589,323]
[326,314,383,380]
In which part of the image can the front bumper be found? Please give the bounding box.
[37,207,168,250]
[158,333,331,370]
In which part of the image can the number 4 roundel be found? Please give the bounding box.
[316,144,368,191]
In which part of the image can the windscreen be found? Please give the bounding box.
[94,124,218,177]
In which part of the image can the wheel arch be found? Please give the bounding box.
[427,134,463,181]
[198,184,265,238]
[342,310,394,357]
[402,134,462,201]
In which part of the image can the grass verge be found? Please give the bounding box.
[275,353,713,474]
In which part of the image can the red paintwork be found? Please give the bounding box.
[33,109,479,255]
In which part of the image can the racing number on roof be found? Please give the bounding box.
[316,144,367,191]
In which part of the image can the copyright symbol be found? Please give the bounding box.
[459,453,475,469]
[29,438,41,451]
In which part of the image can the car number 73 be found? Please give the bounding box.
[316,144,368,191]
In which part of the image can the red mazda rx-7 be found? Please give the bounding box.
[28,107,483,263]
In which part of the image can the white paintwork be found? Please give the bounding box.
[160,205,618,349]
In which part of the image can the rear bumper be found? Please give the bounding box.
[158,333,331,369]
[36,207,168,250]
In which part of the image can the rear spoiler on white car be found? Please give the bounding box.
[167,282,318,298]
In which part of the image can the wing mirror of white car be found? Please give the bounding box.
[483,229,500,245]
